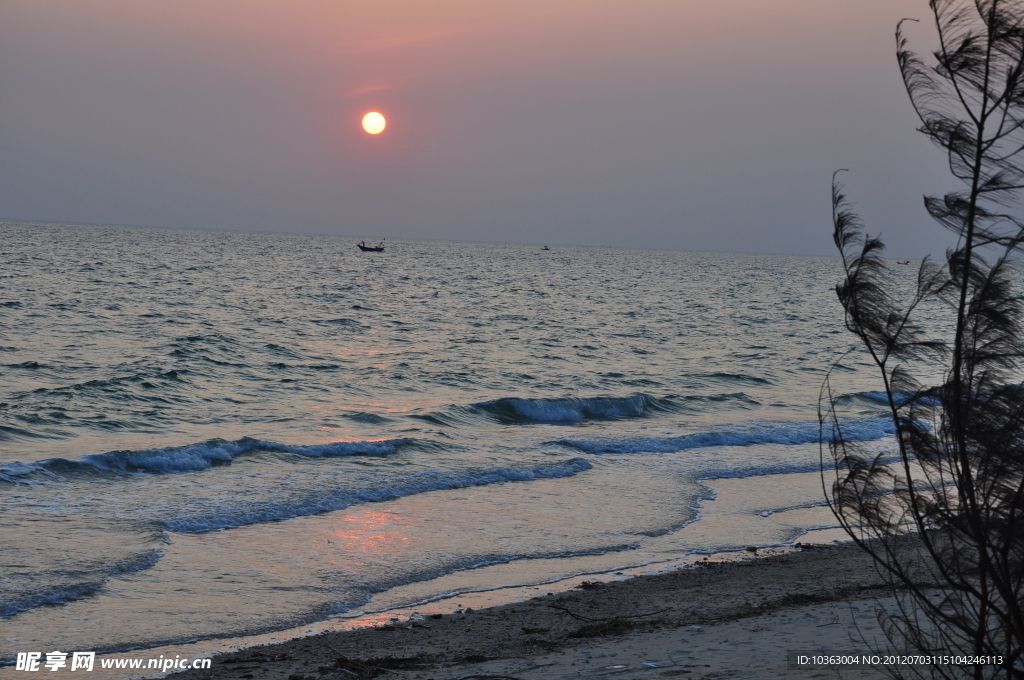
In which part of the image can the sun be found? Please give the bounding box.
[362,111,386,135]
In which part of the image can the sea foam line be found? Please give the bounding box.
[840,390,942,407]
[163,458,593,533]
[549,417,898,454]
[0,436,418,480]
[0,549,163,619]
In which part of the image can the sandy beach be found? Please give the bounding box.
[163,542,898,680]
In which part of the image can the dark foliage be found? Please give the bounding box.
[822,1,1024,678]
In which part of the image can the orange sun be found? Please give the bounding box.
[362,112,386,135]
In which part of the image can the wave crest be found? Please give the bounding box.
[0,549,163,619]
[550,417,897,454]
[834,390,942,408]
[164,458,593,532]
[0,436,418,480]
[471,394,675,423]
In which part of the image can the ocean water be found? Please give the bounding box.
[0,221,900,659]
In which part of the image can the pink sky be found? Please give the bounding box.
[0,0,956,256]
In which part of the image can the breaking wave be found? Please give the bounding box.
[550,417,898,454]
[0,549,163,619]
[470,394,677,423]
[0,436,419,481]
[163,458,594,532]
[834,390,942,408]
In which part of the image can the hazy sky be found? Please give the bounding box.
[0,1,962,257]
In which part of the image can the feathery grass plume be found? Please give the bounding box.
[823,2,1024,677]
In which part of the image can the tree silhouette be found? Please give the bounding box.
[822,1,1024,677]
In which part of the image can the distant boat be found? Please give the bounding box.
[897,260,910,265]
[357,239,385,252]
[542,245,550,250]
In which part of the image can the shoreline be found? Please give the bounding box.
[1,472,854,680]
[162,541,894,680]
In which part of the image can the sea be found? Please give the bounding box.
[0,220,906,664]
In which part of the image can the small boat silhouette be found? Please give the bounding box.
[541,245,550,251]
[357,239,385,252]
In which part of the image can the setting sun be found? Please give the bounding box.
[361,111,386,135]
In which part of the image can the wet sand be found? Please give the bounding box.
[166,542,897,680]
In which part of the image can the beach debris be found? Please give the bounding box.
[816,615,841,627]
[328,655,429,679]
[549,601,672,637]
[641,661,659,668]
[687,625,703,631]
[567,617,636,638]
[745,546,759,553]
[576,579,603,590]
[550,603,671,621]
[224,651,291,662]
[521,626,549,634]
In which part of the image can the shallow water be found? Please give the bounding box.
[0,221,900,659]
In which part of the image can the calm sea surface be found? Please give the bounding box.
[0,221,899,658]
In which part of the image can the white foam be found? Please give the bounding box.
[163,458,593,533]
[0,436,417,479]
[551,417,897,454]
